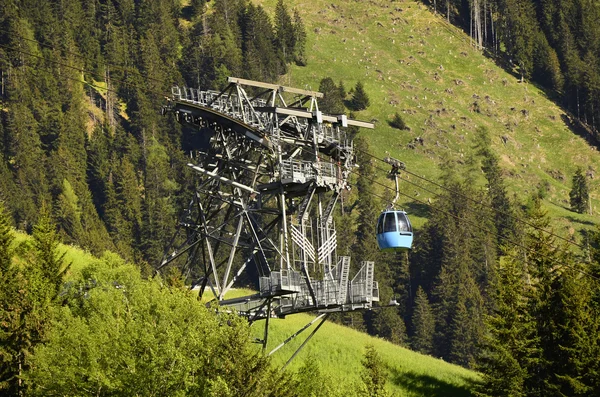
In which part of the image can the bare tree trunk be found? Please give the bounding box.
[470,3,473,47]
[105,66,115,132]
[18,352,22,397]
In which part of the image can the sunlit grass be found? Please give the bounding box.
[261,312,479,396]
[13,229,106,280]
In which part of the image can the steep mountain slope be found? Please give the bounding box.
[260,0,600,240]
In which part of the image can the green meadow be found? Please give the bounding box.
[263,311,478,396]
[210,288,479,396]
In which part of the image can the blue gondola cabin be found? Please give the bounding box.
[376,210,413,251]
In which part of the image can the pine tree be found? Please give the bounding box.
[241,4,280,82]
[274,0,295,64]
[292,9,307,66]
[338,80,347,100]
[0,201,13,273]
[476,252,540,397]
[389,112,408,130]
[475,127,517,253]
[142,137,177,265]
[411,286,435,355]
[548,266,599,396]
[417,162,496,364]
[350,137,381,332]
[0,206,66,394]
[350,81,370,111]
[532,32,564,93]
[31,207,69,296]
[570,167,589,214]
[318,77,345,114]
[294,356,335,397]
[449,262,485,369]
[369,282,407,345]
[351,136,381,265]
[497,0,539,81]
[0,201,17,393]
[358,346,390,397]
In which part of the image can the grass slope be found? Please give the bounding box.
[13,229,100,280]
[264,312,478,396]
[258,0,600,239]
[210,288,478,396]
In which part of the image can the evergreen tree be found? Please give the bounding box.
[532,32,564,93]
[142,137,177,265]
[475,127,517,254]
[358,345,390,397]
[292,9,307,66]
[369,282,407,345]
[449,261,486,368]
[350,137,381,332]
[570,167,589,214]
[318,77,345,114]
[476,252,540,397]
[31,207,69,296]
[294,356,336,397]
[0,201,17,393]
[274,0,295,65]
[6,103,50,230]
[411,286,435,355]
[389,112,408,130]
[338,80,347,100]
[55,178,84,244]
[351,136,381,265]
[349,81,370,111]
[241,4,281,82]
[0,207,66,395]
[416,161,496,364]
[548,266,600,396]
[495,0,538,81]
[0,201,13,272]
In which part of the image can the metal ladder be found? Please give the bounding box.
[338,256,351,304]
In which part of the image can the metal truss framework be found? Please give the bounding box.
[159,77,381,358]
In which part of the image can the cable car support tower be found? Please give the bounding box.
[159,77,380,363]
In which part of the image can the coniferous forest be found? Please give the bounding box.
[1,0,600,395]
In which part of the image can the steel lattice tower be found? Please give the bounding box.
[159,77,380,358]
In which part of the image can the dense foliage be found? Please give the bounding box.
[0,0,305,266]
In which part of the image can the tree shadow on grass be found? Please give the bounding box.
[390,368,478,397]
[564,215,596,228]
[560,114,600,149]
[405,201,430,219]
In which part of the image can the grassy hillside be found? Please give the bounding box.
[264,312,478,396]
[216,288,478,395]
[257,0,600,240]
